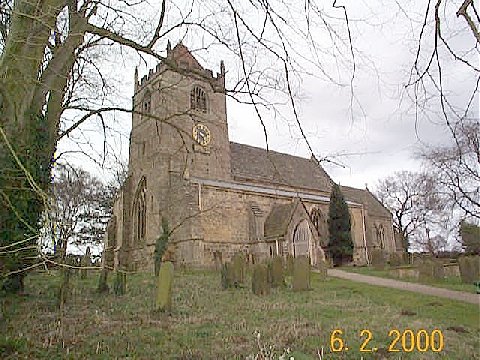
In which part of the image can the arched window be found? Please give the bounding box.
[190,86,207,113]
[375,224,385,249]
[133,177,147,243]
[293,219,311,257]
[142,90,151,114]
[309,207,325,236]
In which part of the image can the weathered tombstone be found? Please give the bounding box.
[292,256,311,291]
[458,256,480,284]
[270,256,285,287]
[370,249,386,270]
[221,262,235,289]
[231,252,246,285]
[316,259,328,280]
[80,247,92,279]
[286,254,294,276]
[389,253,403,267]
[156,261,174,312]
[113,271,126,296]
[418,259,444,281]
[97,268,109,293]
[432,260,445,280]
[57,267,71,307]
[252,264,270,295]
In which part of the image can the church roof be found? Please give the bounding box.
[229,142,391,218]
[230,142,333,193]
[264,202,296,238]
[340,186,391,218]
[169,43,204,71]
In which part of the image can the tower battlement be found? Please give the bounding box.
[134,42,225,94]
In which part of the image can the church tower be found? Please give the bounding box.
[119,43,232,269]
[129,42,231,183]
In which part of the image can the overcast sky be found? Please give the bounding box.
[58,0,479,192]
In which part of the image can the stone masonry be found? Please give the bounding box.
[103,42,398,272]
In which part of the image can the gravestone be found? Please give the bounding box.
[57,267,71,307]
[293,256,311,291]
[458,256,480,284]
[231,252,246,285]
[221,262,235,289]
[270,256,285,287]
[80,247,92,279]
[418,259,444,281]
[316,259,328,280]
[389,252,404,267]
[113,271,127,295]
[370,249,386,270]
[97,268,109,293]
[286,254,294,276]
[156,261,174,312]
[252,264,270,295]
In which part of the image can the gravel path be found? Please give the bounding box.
[325,269,479,305]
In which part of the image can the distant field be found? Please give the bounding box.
[1,269,479,359]
[340,266,478,294]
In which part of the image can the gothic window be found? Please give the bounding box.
[375,224,385,249]
[293,219,311,257]
[142,90,151,114]
[190,86,207,113]
[133,177,147,243]
[309,207,325,236]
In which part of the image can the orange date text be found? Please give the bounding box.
[329,329,444,353]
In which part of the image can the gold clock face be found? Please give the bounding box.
[192,123,211,146]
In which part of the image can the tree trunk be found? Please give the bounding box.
[0,0,65,293]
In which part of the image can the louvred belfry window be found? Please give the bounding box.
[190,86,207,113]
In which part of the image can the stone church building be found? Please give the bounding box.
[104,43,398,271]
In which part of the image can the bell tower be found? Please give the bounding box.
[129,42,232,182]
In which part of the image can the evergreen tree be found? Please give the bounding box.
[327,184,353,266]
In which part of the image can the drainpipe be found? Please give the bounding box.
[361,205,369,265]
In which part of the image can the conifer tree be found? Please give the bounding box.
[327,184,353,266]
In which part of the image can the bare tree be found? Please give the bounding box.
[420,120,479,220]
[0,1,355,291]
[42,164,113,260]
[404,0,479,170]
[375,171,447,252]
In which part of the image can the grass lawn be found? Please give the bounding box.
[340,266,478,294]
[0,269,478,359]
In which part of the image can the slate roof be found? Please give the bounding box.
[263,202,296,238]
[340,186,391,218]
[229,142,391,218]
[230,142,333,193]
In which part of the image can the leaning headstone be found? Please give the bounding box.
[458,256,480,284]
[316,259,328,280]
[221,262,235,289]
[156,261,174,312]
[370,249,386,270]
[270,256,285,287]
[293,256,311,291]
[286,254,294,276]
[231,252,246,285]
[113,271,127,295]
[80,247,92,279]
[252,264,270,296]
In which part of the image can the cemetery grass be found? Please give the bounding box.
[0,269,479,359]
[341,266,477,294]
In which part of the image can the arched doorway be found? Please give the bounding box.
[292,219,311,258]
